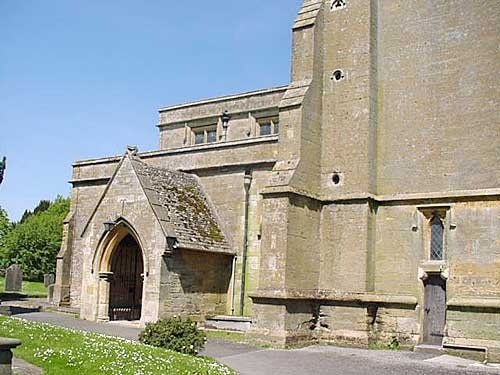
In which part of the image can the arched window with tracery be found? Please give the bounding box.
[430,215,444,260]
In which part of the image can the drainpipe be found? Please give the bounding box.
[230,256,237,315]
[239,170,252,316]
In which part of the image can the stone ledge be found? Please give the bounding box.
[325,188,500,203]
[261,185,322,201]
[209,315,251,323]
[448,297,500,310]
[279,79,312,109]
[68,177,111,185]
[70,158,277,184]
[250,289,417,306]
[261,188,500,205]
[176,244,236,256]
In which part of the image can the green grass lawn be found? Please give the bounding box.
[0,277,47,297]
[0,316,235,375]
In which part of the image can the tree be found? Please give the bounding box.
[0,196,70,281]
[33,200,51,215]
[0,206,11,251]
[17,200,52,225]
[19,209,32,224]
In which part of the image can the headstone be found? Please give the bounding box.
[47,284,55,304]
[4,265,22,293]
[43,274,55,288]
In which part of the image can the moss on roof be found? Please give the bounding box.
[130,157,232,255]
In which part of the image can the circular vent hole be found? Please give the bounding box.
[332,70,345,81]
[332,173,341,185]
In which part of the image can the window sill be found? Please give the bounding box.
[418,262,449,280]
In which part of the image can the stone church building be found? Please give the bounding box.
[54,0,500,359]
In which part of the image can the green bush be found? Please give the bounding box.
[139,317,207,355]
[388,335,401,350]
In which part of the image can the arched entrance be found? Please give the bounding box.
[108,234,143,321]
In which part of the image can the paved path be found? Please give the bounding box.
[12,357,42,375]
[15,312,500,375]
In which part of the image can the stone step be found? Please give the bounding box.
[205,315,252,332]
[414,344,445,355]
[442,343,488,363]
[55,305,80,315]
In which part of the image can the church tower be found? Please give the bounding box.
[249,0,500,358]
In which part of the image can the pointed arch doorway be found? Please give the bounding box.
[108,234,144,321]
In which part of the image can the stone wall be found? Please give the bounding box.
[286,195,321,290]
[447,201,500,298]
[320,202,373,293]
[65,113,278,318]
[376,0,499,194]
[159,250,232,319]
[78,156,166,323]
[68,158,120,306]
[197,167,274,316]
[320,0,377,197]
[158,87,285,149]
[250,0,499,356]
[373,199,500,299]
[68,183,109,306]
[446,309,500,360]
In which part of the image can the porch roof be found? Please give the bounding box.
[130,155,234,256]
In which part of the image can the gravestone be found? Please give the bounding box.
[46,285,55,304]
[43,274,55,288]
[4,265,22,292]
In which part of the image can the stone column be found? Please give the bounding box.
[0,338,21,375]
[97,272,113,322]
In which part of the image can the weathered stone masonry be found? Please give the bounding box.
[54,0,500,360]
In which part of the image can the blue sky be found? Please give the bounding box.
[0,0,302,221]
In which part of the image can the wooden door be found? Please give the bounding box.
[423,275,446,345]
[109,235,143,321]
